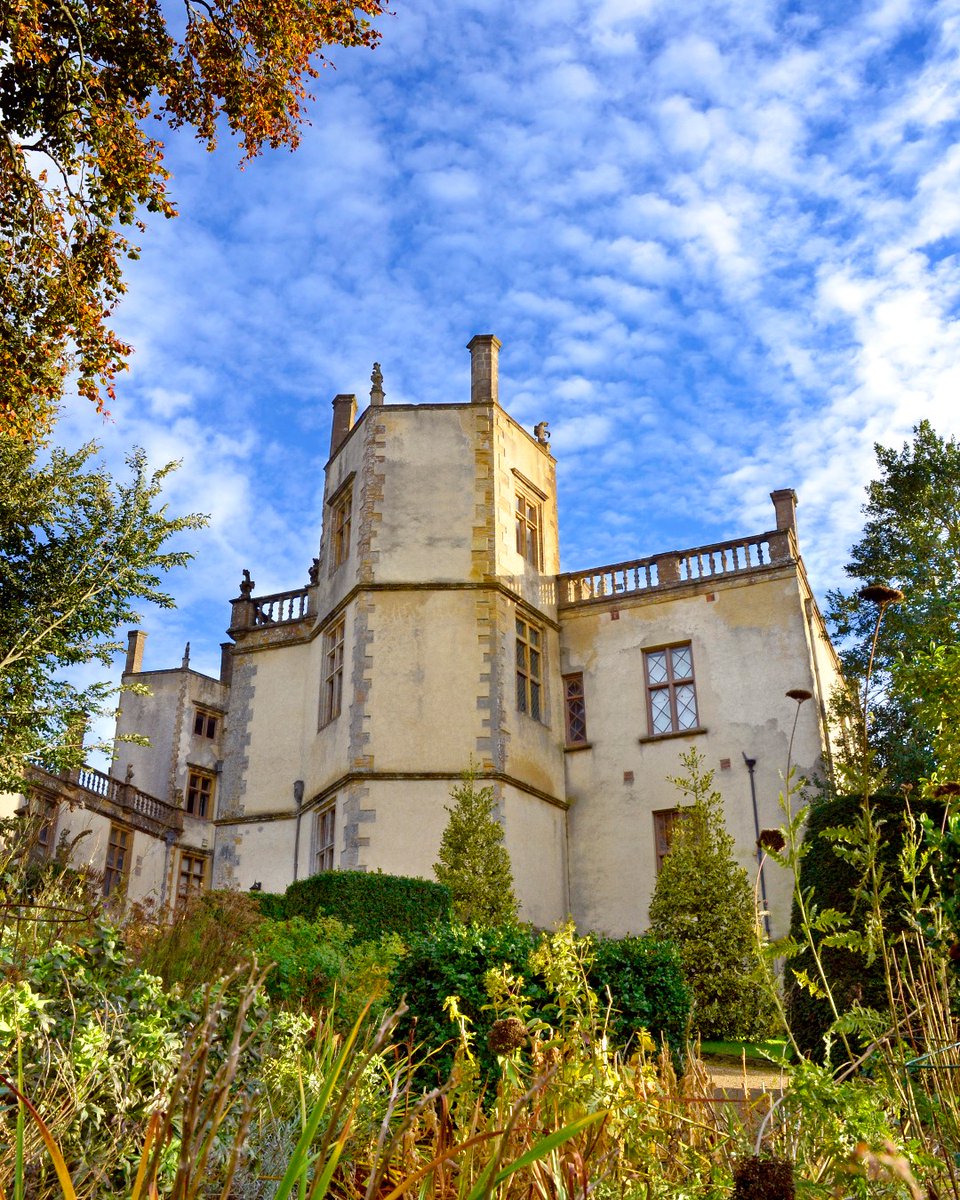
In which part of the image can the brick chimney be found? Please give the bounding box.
[467,335,501,405]
[125,629,146,674]
[770,489,798,535]
[330,393,358,457]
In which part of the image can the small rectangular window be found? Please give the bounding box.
[186,769,215,818]
[320,618,345,727]
[331,488,352,569]
[653,808,685,873]
[33,797,58,858]
[644,643,700,735]
[177,852,208,908]
[103,824,131,897]
[563,673,587,745]
[515,492,542,569]
[516,615,543,721]
[193,708,218,739]
[315,805,336,873]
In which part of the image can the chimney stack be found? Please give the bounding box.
[770,489,798,536]
[330,393,358,457]
[125,629,146,674]
[467,335,501,405]
[220,642,234,687]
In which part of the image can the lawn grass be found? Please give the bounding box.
[699,1038,794,1066]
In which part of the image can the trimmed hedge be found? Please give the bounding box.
[388,923,690,1087]
[786,792,943,1059]
[281,871,452,942]
[254,892,288,921]
[590,934,690,1055]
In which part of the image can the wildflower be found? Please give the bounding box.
[858,584,905,605]
[757,829,786,852]
[785,688,812,703]
[487,1016,527,1054]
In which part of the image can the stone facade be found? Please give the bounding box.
[24,336,843,936]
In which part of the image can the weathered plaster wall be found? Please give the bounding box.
[562,568,836,938]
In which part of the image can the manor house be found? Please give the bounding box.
[25,336,841,936]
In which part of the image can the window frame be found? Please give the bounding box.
[319,617,346,728]
[515,490,542,570]
[653,808,686,873]
[643,642,701,737]
[515,614,544,721]
[563,672,588,746]
[315,804,336,873]
[330,485,353,569]
[34,797,58,858]
[176,851,208,909]
[186,768,215,818]
[193,707,219,739]
[103,823,131,897]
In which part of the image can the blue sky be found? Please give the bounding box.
[56,0,960,719]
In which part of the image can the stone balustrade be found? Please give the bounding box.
[558,529,795,607]
[252,587,311,626]
[29,763,184,840]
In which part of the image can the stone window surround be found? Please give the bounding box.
[328,474,355,571]
[642,641,702,738]
[192,706,220,739]
[186,767,216,819]
[319,616,345,728]
[653,807,686,873]
[314,803,336,872]
[103,823,131,897]
[563,672,587,746]
[177,849,208,908]
[515,613,543,721]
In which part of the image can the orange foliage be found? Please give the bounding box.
[0,0,386,441]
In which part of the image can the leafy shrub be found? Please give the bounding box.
[254,890,288,920]
[283,870,451,941]
[590,934,689,1056]
[253,914,406,1030]
[786,792,943,1058]
[132,888,264,991]
[389,923,691,1087]
[648,750,780,1041]
[0,920,192,1197]
[389,922,543,1085]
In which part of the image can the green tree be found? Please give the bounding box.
[1,0,387,441]
[826,421,960,788]
[647,749,778,1041]
[433,772,519,926]
[0,437,203,788]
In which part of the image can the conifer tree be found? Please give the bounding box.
[648,749,779,1040]
[434,772,519,926]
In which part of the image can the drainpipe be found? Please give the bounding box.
[293,780,304,881]
[743,753,771,938]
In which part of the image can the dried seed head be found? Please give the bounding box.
[858,584,905,605]
[785,688,813,703]
[487,1017,527,1054]
[733,1156,796,1200]
[932,782,960,798]
[757,829,786,852]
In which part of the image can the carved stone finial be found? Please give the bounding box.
[534,421,550,447]
[308,556,320,585]
[239,569,254,598]
[370,362,385,406]
[181,642,190,668]
[125,763,135,784]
